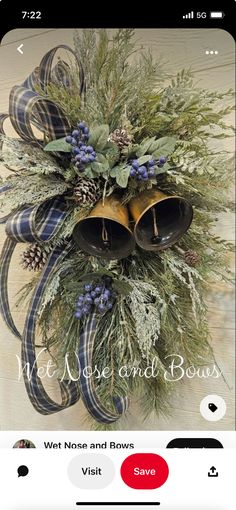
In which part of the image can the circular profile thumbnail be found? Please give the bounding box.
[13,439,36,449]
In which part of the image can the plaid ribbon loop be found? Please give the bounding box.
[0,198,68,339]
[0,113,9,136]
[79,314,129,424]
[9,86,71,145]
[5,197,67,243]
[7,45,85,145]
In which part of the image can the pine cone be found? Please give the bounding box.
[108,128,132,150]
[74,177,101,206]
[184,249,200,267]
[21,243,48,272]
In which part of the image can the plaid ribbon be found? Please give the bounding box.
[0,237,20,338]
[79,313,129,423]
[8,45,85,145]
[5,197,67,243]
[52,60,73,88]
[0,198,68,338]
[22,67,40,92]
[21,243,80,414]
[0,113,9,134]
[0,184,11,193]
[0,113,9,150]
[0,198,81,414]
[36,45,84,94]
[9,85,71,145]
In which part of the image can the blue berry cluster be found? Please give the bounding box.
[130,156,167,181]
[75,276,117,320]
[65,122,97,173]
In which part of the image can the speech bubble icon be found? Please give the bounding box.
[17,465,29,477]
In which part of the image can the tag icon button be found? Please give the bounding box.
[208,403,218,413]
[200,395,226,422]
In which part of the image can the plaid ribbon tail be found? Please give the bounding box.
[22,243,80,414]
[0,184,11,193]
[79,314,129,424]
[0,237,21,338]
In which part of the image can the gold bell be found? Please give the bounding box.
[73,195,135,260]
[129,188,193,251]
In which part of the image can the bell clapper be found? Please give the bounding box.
[102,218,111,250]
[151,206,162,243]
[102,179,108,205]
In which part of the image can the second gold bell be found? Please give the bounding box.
[129,188,193,251]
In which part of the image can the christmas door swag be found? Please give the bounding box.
[0,30,233,426]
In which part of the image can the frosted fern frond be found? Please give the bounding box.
[162,251,204,323]
[0,136,64,175]
[125,279,167,360]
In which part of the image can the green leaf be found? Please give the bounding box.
[113,279,133,295]
[78,272,102,282]
[44,137,72,153]
[96,153,110,170]
[138,155,151,165]
[115,166,130,188]
[122,144,139,159]
[101,141,120,167]
[136,137,156,157]
[106,163,129,185]
[88,124,109,151]
[77,273,132,295]
[83,167,95,179]
[109,164,124,178]
[152,137,177,158]
[76,164,95,179]
[78,269,116,282]
[109,167,118,177]
[156,162,170,175]
[91,162,104,173]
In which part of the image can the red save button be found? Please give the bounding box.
[120,453,169,489]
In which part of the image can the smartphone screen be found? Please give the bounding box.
[0,3,235,509]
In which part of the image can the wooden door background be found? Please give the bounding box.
[0,29,235,430]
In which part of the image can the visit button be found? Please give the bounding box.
[120,453,169,489]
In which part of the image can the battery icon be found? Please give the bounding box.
[210,11,224,18]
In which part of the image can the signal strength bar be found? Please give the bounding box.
[183,11,194,19]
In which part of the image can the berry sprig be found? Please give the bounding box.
[65,122,97,173]
[75,276,117,320]
[130,156,167,181]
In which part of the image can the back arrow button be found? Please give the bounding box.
[17,44,24,55]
